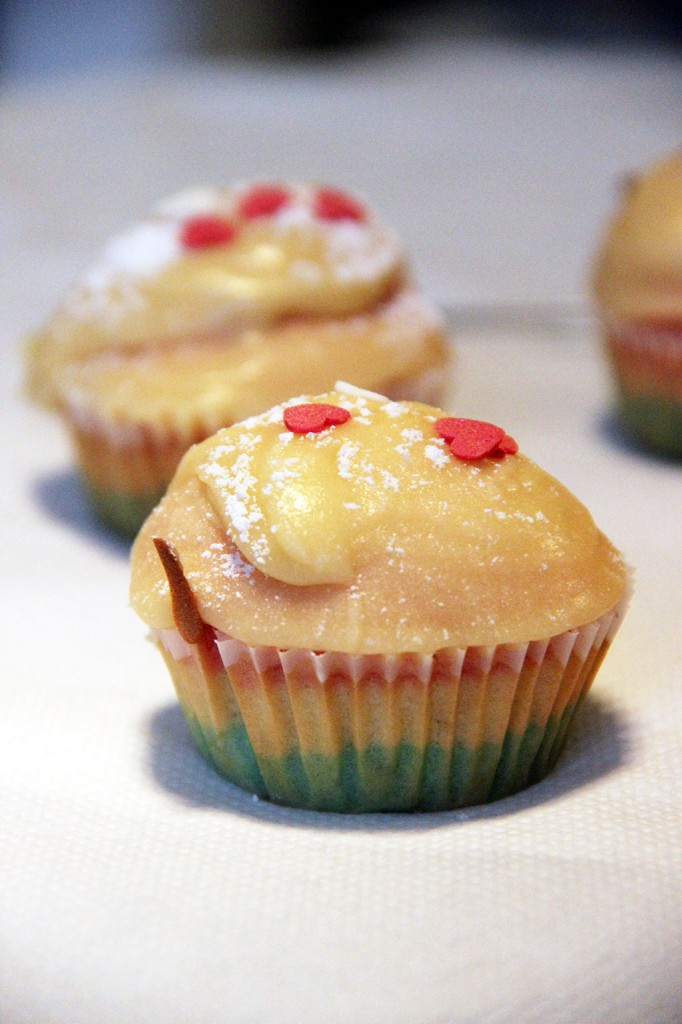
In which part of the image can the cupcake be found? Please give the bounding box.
[25,182,449,536]
[592,149,682,456]
[130,382,629,813]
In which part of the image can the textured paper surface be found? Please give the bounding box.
[2,47,682,1024]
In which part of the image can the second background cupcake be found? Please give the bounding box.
[25,180,451,536]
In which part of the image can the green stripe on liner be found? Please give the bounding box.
[83,479,165,538]
[489,721,548,800]
[615,387,682,457]
[184,707,579,812]
[182,710,269,799]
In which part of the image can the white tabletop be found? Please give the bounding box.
[1,40,681,1024]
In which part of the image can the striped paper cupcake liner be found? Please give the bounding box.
[153,599,627,813]
[60,409,217,537]
[604,319,682,455]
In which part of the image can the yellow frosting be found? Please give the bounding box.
[592,150,682,322]
[52,290,446,435]
[130,385,628,654]
[25,183,406,407]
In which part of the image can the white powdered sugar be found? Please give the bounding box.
[423,442,450,468]
[154,187,225,218]
[382,401,408,418]
[380,469,400,492]
[110,221,179,276]
[395,427,424,459]
[329,220,397,282]
[81,220,181,290]
[64,216,182,324]
[200,446,268,562]
[203,543,256,580]
[337,440,360,479]
[270,197,317,230]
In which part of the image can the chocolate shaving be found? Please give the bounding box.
[152,537,205,644]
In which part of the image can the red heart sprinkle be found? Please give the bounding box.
[313,187,367,223]
[283,403,351,434]
[180,215,236,249]
[497,434,518,455]
[237,184,290,219]
[434,417,508,460]
[434,417,468,443]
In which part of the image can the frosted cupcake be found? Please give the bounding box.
[25,182,449,535]
[592,150,682,456]
[130,383,629,813]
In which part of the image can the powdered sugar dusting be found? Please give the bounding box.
[337,440,360,479]
[203,542,256,580]
[270,192,317,230]
[64,216,182,324]
[329,220,400,283]
[200,447,269,562]
[395,427,424,459]
[154,187,225,218]
[380,469,400,492]
[382,401,408,418]
[81,221,181,291]
[424,442,450,468]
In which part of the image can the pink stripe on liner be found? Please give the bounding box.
[156,599,628,688]
[606,319,682,357]
[158,627,194,661]
[605,320,682,399]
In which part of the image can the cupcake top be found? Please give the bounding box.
[130,383,628,654]
[25,182,405,406]
[592,149,682,323]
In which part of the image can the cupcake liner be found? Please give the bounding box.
[605,320,682,400]
[604,320,682,454]
[60,408,218,536]
[153,599,626,813]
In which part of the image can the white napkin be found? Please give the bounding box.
[2,328,681,1024]
[2,46,681,1022]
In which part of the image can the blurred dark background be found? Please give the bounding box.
[0,0,681,80]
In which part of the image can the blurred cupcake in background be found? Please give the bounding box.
[25,181,450,536]
[592,149,682,457]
